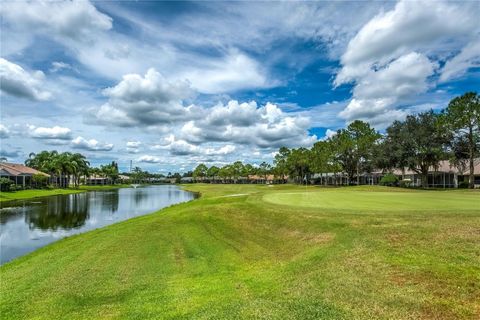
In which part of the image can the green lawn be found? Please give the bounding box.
[0,184,133,202]
[1,185,479,319]
[0,188,85,202]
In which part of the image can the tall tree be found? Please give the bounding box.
[442,92,480,188]
[193,163,208,182]
[330,121,380,184]
[273,147,290,182]
[207,166,219,182]
[310,140,334,185]
[385,110,451,188]
[287,148,311,184]
[231,161,244,183]
[258,161,271,183]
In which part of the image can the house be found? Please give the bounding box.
[389,159,480,188]
[85,174,111,185]
[180,177,194,183]
[118,174,130,182]
[313,158,480,188]
[0,162,50,188]
[248,174,276,184]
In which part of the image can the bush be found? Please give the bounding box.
[399,179,412,188]
[11,184,24,191]
[379,173,399,186]
[458,181,469,189]
[0,177,14,191]
[32,174,49,188]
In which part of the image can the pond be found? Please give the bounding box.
[0,185,196,265]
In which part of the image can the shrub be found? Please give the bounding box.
[458,181,469,189]
[399,179,412,188]
[379,173,399,186]
[0,177,14,191]
[32,174,49,188]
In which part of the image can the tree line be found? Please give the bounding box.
[192,92,479,188]
[25,151,121,187]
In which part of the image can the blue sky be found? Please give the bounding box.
[1,0,479,173]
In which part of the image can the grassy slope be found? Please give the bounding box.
[0,188,85,202]
[0,184,133,202]
[1,185,479,319]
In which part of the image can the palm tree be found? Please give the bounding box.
[69,153,90,187]
[25,151,91,188]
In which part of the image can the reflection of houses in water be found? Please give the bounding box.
[26,193,89,231]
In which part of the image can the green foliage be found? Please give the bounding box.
[274,147,291,180]
[32,174,49,188]
[286,147,311,183]
[382,110,451,188]
[26,151,90,188]
[206,166,219,181]
[442,92,480,188]
[379,173,398,186]
[458,181,470,189]
[330,121,380,184]
[0,177,13,191]
[99,161,119,184]
[130,167,147,183]
[192,164,208,180]
[399,180,412,188]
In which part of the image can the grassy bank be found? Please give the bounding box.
[0,188,86,202]
[0,184,133,202]
[1,185,479,319]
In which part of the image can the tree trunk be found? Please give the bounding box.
[356,164,360,185]
[469,126,475,189]
[421,169,429,189]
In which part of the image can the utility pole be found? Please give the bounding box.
[130,160,132,173]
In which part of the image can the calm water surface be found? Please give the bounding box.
[0,185,196,264]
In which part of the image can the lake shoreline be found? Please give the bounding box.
[0,185,196,264]
[0,184,135,203]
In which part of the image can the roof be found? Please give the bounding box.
[0,162,50,177]
[248,174,276,180]
[392,159,480,176]
[87,174,109,180]
[311,159,480,177]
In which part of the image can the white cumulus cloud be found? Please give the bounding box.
[90,68,198,127]
[71,136,114,151]
[0,0,112,43]
[0,58,52,101]
[334,0,479,127]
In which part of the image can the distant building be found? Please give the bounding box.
[313,158,480,188]
[85,174,111,185]
[118,174,130,182]
[180,177,194,183]
[0,162,50,188]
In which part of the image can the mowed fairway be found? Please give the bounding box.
[1,185,479,319]
[263,188,479,212]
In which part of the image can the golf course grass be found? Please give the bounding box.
[1,185,479,319]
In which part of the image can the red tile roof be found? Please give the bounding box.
[0,162,50,177]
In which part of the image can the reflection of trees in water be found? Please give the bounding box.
[0,201,31,225]
[26,193,89,231]
[100,190,119,213]
[133,190,148,205]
